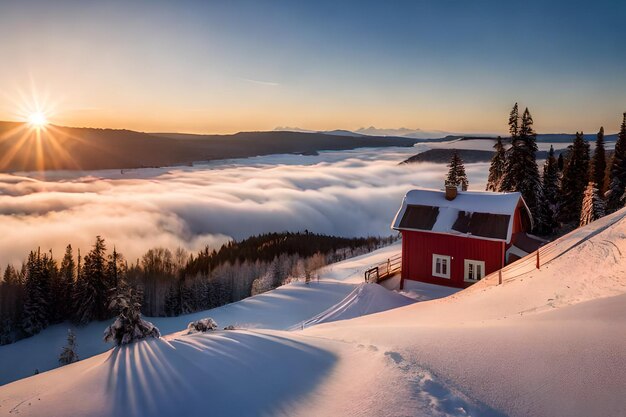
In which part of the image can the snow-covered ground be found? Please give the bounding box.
[3,209,626,416]
[3,208,626,416]
[0,243,432,386]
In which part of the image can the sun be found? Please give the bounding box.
[27,111,48,127]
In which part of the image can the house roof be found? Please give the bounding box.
[391,188,532,243]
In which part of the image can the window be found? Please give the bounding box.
[464,259,485,282]
[432,254,451,279]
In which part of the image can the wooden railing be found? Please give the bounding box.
[364,254,402,283]
[485,210,626,286]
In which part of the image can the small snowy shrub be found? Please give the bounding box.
[59,329,79,365]
[187,318,218,334]
[223,325,236,330]
[104,283,160,346]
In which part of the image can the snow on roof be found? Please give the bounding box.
[391,188,530,243]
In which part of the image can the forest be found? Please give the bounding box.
[0,232,394,345]
[446,105,626,236]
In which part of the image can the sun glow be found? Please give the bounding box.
[0,87,85,172]
[27,111,48,127]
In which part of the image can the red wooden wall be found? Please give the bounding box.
[401,230,505,289]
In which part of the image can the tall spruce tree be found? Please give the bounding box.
[21,250,49,336]
[73,236,110,324]
[591,127,607,194]
[541,145,560,233]
[500,106,544,231]
[560,132,590,223]
[607,113,626,212]
[508,102,519,138]
[486,137,506,191]
[42,251,60,323]
[58,245,76,320]
[445,150,468,190]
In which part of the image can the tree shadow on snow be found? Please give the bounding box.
[105,331,337,417]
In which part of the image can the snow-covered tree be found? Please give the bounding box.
[59,329,79,365]
[251,266,275,296]
[560,132,590,223]
[606,113,626,212]
[540,145,560,234]
[103,281,160,346]
[580,182,606,226]
[591,127,607,194]
[445,150,468,190]
[486,137,506,191]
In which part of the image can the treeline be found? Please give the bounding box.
[0,232,394,345]
[446,104,626,234]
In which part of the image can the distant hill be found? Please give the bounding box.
[0,122,419,172]
[401,148,568,165]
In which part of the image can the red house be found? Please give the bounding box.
[391,186,542,289]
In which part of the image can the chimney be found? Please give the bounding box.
[445,184,458,201]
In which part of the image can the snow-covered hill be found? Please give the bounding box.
[2,210,626,416]
[0,243,425,386]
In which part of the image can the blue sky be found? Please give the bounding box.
[0,0,624,133]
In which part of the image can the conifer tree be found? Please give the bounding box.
[74,237,109,324]
[560,132,590,223]
[42,251,60,323]
[21,250,49,336]
[445,150,468,190]
[486,137,506,191]
[164,284,181,317]
[580,182,606,226]
[58,245,76,320]
[104,280,160,346]
[591,127,607,194]
[541,145,560,233]
[59,329,79,365]
[607,113,626,212]
[508,102,519,138]
[500,106,544,231]
[557,153,564,172]
[0,265,22,344]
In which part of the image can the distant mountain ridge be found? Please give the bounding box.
[275,126,455,139]
[274,126,620,143]
[0,121,418,172]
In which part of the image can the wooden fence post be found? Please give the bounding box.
[498,269,502,285]
[536,250,540,269]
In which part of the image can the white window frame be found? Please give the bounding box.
[464,259,486,282]
[432,254,451,279]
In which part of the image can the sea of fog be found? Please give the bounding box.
[0,141,494,266]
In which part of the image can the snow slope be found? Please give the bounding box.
[0,281,354,386]
[293,283,415,329]
[2,210,626,416]
[315,241,401,283]
[0,243,419,386]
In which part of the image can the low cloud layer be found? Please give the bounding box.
[0,147,488,266]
